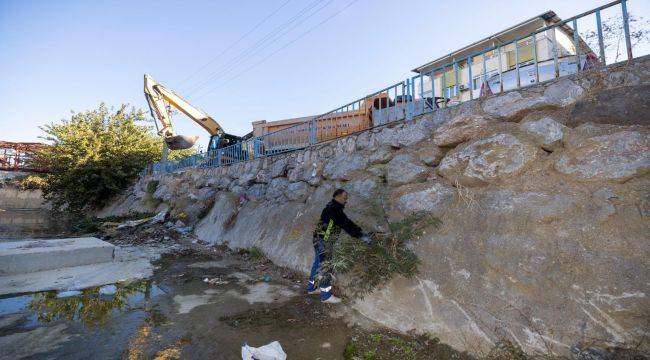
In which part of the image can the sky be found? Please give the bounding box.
[1,0,648,147]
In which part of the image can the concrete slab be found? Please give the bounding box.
[0,237,115,276]
[0,246,158,296]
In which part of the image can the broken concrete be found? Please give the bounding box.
[0,237,115,276]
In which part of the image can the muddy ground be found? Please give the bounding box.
[0,223,472,359]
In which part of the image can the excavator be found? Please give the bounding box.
[143,74,241,160]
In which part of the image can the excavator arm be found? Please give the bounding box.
[144,74,224,150]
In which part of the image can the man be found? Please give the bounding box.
[307,188,370,303]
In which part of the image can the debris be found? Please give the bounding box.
[116,218,149,229]
[203,277,228,286]
[99,284,117,296]
[241,341,286,360]
[148,210,168,224]
[174,220,186,228]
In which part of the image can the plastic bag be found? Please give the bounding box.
[241,341,287,360]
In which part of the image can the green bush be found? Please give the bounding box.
[19,174,47,190]
[31,103,173,215]
[327,212,440,300]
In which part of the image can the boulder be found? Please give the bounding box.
[543,78,585,107]
[555,130,649,182]
[386,154,429,186]
[570,85,650,127]
[482,91,555,120]
[415,144,445,166]
[369,146,394,165]
[346,174,381,200]
[356,131,378,151]
[391,182,455,218]
[285,181,310,202]
[395,121,431,147]
[438,133,541,186]
[519,116,568,151]
[376,127,400,148]
[322,153,367,181]
[433,114,495,147]
[246,184,267,202]
[265,178,289,201]
[255,169,270,184]
[482,189,576,223]
[270,157,289,178]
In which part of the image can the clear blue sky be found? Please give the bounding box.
[1,0,648,146]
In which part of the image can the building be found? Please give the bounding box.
[411,11,596,104]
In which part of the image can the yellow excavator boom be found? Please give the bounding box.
[143,74,224,150]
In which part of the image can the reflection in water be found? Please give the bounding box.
[28,280,153,327]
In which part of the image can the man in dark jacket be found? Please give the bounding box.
[307,188,370,303]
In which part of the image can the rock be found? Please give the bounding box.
[570,85,650,127]
[415,145,445,166]
[368,146,394,165]
[376,127,400,148]
[555,130,649,182]
[392,182,455,218]
[367,165,385,179]
[482,190,576,223]
[543,78,585,106]
[386,154,429,186]
[255,170,270,184]
[438,133,541,186]
[433,114,495,147]
[395,121,431,147]
[217,176,232,190]
[246,184,267,202]
[482,91,555,120]
[346,175,380,199]
[270,157,288,178]
[99,284,117,296]
[322,153,367,181]
[285,181,310,202]
[519,116,568,151]
[356,131,378,151]
[266,178,289,201]
[237,172,256,186]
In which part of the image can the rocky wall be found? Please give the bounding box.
[100,57,650,357]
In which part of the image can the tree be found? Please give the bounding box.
[33,103,190,214]
[582,14,650,63]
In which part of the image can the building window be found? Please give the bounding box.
[506,38,535,69]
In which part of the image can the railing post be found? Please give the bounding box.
[621,0,633,62]
[596,10,606,65]
[309,118,316,145]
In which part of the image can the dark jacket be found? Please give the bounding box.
[313,200,363,244]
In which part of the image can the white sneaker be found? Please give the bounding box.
[321,295,342,304]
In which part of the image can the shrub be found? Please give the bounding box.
[19,174,47,190]
[326,212,441,300]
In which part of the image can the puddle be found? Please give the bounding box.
[0,280,162,328]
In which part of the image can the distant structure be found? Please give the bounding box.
[0,141,48,173]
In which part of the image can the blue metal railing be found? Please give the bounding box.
[144,0,639,175]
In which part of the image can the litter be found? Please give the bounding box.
[241,341,286,360]
[203,277,228,286]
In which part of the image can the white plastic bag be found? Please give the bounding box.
[241,341,287,360]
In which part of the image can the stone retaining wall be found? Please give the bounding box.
[101,57,650,357]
